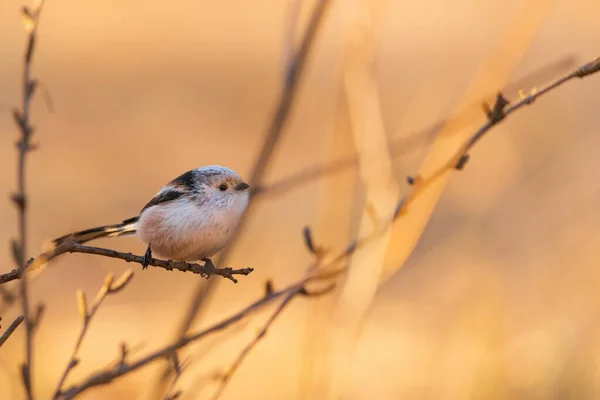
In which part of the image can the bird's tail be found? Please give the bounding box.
[52,216,139,247]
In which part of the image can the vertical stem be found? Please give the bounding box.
[14,2,46,398]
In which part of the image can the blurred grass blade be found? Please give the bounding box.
[379,0,555,284]
[326,0,398,398]
[301,80,359,398]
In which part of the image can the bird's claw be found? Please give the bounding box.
[142,245,152,270]
[202,258,215,271]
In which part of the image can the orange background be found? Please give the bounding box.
[1,1,600,399]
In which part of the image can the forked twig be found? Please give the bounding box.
[53,270,135,399]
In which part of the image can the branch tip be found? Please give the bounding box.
[302,226,317,254]
[455,153,470,170]
[265,280,274,296]
[76,290,88,321]
[483,92,509,123]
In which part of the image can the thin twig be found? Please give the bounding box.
[53,270,134,399]
[398,56,600,219]
[162,353,189,400]
[209,281,334,400]
[282,0,303,86]
[0,315,25,348]
[209,293,297,400]
[0,240,253,285]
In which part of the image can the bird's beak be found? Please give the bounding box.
[235,182,250,191]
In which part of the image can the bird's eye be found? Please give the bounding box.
[218,183,228,191]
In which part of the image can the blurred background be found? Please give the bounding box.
[1,0,600,399]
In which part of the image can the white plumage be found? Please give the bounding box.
[52,165,250,263]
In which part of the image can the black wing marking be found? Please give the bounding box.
[140,189,184,214]
[170,170,197,191]
[122,216,140,224]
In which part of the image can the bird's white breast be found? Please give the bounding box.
[137,195,247,261]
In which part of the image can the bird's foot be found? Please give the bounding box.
[142,245,152,270]
[202,258,215,271]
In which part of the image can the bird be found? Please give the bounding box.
[52,165,250,269]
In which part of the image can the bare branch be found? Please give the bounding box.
[53,270,135,399]
[0,240,254,285]
[58,280,307,399]
[0,315,25,348]
[11,1,47,398]
[209,294,296,400]
[162,352,189,400]
[282,0,303,86]
[209,279,334,400]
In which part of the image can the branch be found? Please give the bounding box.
[209,294,297,400]
[10,2,46,399]
[58,280,308,399]
[209,281,333,400]
[0,240,254,285]
[0,315,25,348]
[53,270,134,399]
[162,353,189,400]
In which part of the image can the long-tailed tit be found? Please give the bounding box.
[53,165,250,268]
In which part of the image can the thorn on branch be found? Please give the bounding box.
[12,109,26,132]
[26,80,38,100]
[455,153,470,170]
[119,342,128,367]
[482,92,509,124]
[11,193,26,210]
[265,280,274,296]
[302,226,317,254]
